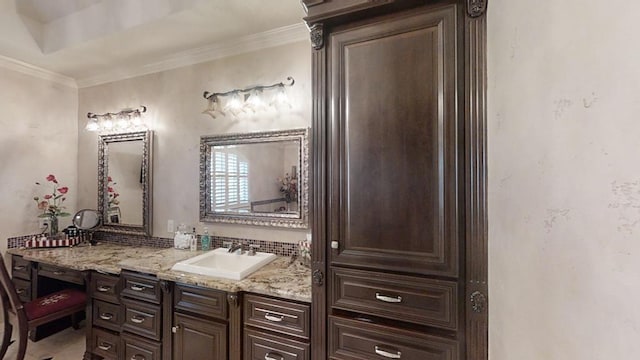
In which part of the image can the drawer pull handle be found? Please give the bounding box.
[265,352,284,360]
[97,342,112,351]
[97,285,111,292]
[16,289,25,295]
[131,355,146,360]
[53,270,65,275]
[130,284,146,291]
[13,266,25,271]
[100,313,114,321]
[264,313,284,322]
[375,345,402,359]
[130,315,146,324]
[375,293,402,303]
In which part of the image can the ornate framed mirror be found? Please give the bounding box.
[199,128,309,228]
[98,130,153,236]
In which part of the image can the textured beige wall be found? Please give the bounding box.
[488,0,640,358]
[0,68,78,252]
[78,41,311,243]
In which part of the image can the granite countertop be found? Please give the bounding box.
[7,242,311,302]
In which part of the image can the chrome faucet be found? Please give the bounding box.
[227,243,244,254]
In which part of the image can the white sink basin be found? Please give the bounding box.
[171,248,277,280]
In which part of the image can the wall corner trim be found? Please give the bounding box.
[76,23,310,88]
[0,55,77,88]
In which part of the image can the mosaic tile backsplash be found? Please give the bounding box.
[8,231,300,257]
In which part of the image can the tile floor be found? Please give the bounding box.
[0,322,86,360]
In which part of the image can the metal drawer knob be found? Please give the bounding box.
[130,315,146,324]
[97,285,111,292]
[375,345,402,359]
[375,293,402,303]
[100,313,114,321]
[97,342,112,351]
[265,352,284,360]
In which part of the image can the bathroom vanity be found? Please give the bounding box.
[7,244,311,360]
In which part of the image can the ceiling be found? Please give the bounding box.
[0,0,307,87]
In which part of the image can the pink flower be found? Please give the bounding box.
[38,201,48,210]
[46,174,58,184]
[44,194,52,199]
[58,187,69,194]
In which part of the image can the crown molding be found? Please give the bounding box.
[0,54,77,88]
[77,23,309,88]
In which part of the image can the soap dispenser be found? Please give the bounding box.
[201,227,211,251]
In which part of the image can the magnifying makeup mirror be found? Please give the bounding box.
[73,209,101,230]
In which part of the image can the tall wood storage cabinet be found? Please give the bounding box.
[302,1,488,359]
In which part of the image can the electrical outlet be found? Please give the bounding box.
[167,219,174,233]
[38,218,50,230]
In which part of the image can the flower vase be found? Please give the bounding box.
[49,215,58,236]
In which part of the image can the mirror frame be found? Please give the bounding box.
[199,128,309,228]
[98,130,153,236]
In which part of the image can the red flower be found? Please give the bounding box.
[44,194,52,199]
[46,174,58,184]
[58,187,69,194]
[108,187,114,193]
[108,176,112,182]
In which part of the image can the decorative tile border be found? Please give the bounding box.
[95,232,299,257]
[8,231,301,258]
[7,233,42,249]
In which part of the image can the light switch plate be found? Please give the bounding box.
[167,219,174,233]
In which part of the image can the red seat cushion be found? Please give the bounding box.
[24,289,86,321]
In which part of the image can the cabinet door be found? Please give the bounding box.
[173,312,227,360]
[329,4,461,277]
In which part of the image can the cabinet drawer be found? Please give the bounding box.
[329,316,460,360]
[38,263,84,285]
[330,268,458,330]
[91,272,120,303]
[122,298,162,341]
[11,256,31,280]
[93,299,123,332]
[92,327,120,360]
[121,271,161,304]
[12,278,31,303]
[122,332,161,360]
[244,294,310,340]
[174,283,227,320]
[244,328,309,360]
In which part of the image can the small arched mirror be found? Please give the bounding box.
[73,209,101,230]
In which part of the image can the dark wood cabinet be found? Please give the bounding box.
[119,271,170,360]
[243,294,310,360]
[171,283,231,360]
[172,312,228,360]
[304,0,489,359]
[86,271,122,360]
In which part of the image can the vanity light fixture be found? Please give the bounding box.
[86,106,148,133]
[202,77,294,119]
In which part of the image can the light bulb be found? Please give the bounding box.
[276,88,288,104]
[247,90,263,108]
[116,115,128,129]
[226,93,243,110]
[85,119,99,132]
[102,116,113,130]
